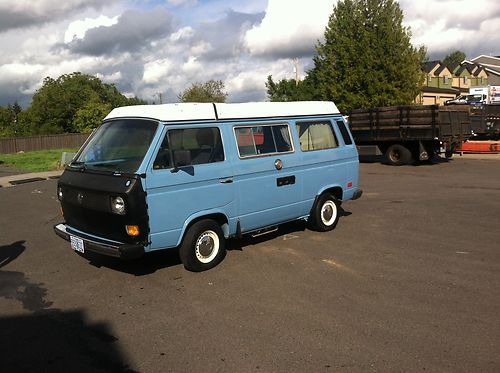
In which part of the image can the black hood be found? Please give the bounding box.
[58,168,149,245]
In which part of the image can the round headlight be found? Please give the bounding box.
[111,196,126,215]
[57,187,63,201]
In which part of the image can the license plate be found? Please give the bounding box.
[70,235,85,253]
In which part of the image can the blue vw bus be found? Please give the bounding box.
[54,102,362,271]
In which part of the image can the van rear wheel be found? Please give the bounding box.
[179,219,226,272]
[309,193,340,232]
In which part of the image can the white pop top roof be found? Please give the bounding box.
[104,101,340,122]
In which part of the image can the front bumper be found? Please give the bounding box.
[54,223,144,260]
[351,188,363,200]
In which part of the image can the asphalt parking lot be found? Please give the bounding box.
[1,156,499,372]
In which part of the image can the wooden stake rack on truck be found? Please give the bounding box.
[469,104,500,140]
[348,105,471,165]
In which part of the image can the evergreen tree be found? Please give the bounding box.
[0,103,25,137]
[443,50,466,69]
[178,80,227,103]
[314,0,426,113]
[0,106,15,137]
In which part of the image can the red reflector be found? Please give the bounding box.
[347,182,353,187]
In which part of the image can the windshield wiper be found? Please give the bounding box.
[90,162,119,168]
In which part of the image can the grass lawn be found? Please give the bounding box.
[0,148,78,172]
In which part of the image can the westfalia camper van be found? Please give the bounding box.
[54,101,362,271]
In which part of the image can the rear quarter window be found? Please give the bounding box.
[296,121,339,151]
[336,120,353,145]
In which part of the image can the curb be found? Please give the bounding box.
[0,170,63,188]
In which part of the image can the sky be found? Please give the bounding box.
[0,0,499,107]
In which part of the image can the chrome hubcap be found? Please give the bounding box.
[195,230,219,263]
[321,201,337,226]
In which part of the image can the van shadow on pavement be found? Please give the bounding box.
[83,248,182,276]
[80,207,352,276]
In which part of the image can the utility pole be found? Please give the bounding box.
[159,92,163,104]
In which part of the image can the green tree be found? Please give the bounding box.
[443,50,466,69]
[178,80,227,103]
[314,0,426,113]
[0,103,26,137]
[73,102,113,133]
[0,106,15,137]
[26,72,145,135]
[266,68,323,102]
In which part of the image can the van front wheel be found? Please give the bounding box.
[179,219,226,272]
[309,193,340,232]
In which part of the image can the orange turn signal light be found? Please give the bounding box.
[126,225,140,237]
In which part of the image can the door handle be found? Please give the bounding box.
[220,177,233,184]
[277,175,295,187]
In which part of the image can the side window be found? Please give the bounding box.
[296,121,338,151]
[336,120,353,145]
[153,127,224,169]
[234,124,293,158]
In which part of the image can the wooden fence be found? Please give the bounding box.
[0,133,90,154]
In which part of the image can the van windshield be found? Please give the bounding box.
[74,119,159,173]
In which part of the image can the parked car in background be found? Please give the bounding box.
[446,86,500,106]
[445,94,485,105]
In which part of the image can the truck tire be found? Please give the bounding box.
[445,150,453,159]
[385,144,412,166]
[179,219,226,272]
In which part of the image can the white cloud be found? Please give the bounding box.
[400,0,500,56]
[95,71,122,83]
[0,63,45,86]
[226,59,296,102]
[4,0,100,13]
[169,26,194,42]
[0,0,114,33]
[2,0,500,107]
[64,15,119,43]
[244,0,335,58]
[167,0,198,6]
[190,41,213,55]
[182,56,202,76]
[0,63,45,98]
[143,58,174,84]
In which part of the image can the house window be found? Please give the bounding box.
[464,76,468,84]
